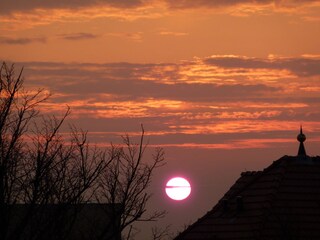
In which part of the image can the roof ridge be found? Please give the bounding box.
[175,169,265,239]
[241,170,262,176]
[255,157,290,238]
[223,156,290,200]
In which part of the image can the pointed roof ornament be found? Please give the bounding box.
[297,125,307,156]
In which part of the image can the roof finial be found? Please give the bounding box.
[297,125,306,156]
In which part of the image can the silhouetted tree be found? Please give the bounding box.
[0,62,166,240]
[0,62,109,240]
[97,126,166,240]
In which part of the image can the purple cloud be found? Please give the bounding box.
[204,56,320,77]
[17,61,277,102]
[57,33,99,41]
[1,57,318,155]
[164,0,319,9]
[0,0,145,14]
[1,0,317,15]
[0,37,46,45]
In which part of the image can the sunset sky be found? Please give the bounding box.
[1,0,320,237]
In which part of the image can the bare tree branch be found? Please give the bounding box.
[97,126,166,239]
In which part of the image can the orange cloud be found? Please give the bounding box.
[1,0,319,30]
[159,31,188,36]
[147,138,292,150]
[0,4,165,30]
[4,54,320,152]
[169,121,320,135]
[106,32,144,42]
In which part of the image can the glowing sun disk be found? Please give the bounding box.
[165,177,191,201]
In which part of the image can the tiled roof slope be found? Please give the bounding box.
[175,155,320,240]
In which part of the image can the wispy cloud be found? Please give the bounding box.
[204,55,320,77]
[106,32,143,42]
[1,0,318,30]
[159,31,188,36]
[57,32,99,40]
[0,0,146,14]
[0,5,163,30]
[0,36,46,45]
[1,0,318,14]
[10,54,319,151]
[164,0,320,10]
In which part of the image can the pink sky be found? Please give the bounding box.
[1,0,320,237]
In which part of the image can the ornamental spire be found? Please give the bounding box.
[297,125,306,156]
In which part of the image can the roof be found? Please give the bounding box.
[176,131,320,240]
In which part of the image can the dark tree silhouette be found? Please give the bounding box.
[0,62,166,240]
[97,128,166,239]
[0,62,110,240]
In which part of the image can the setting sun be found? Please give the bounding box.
[165,177,191,201]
